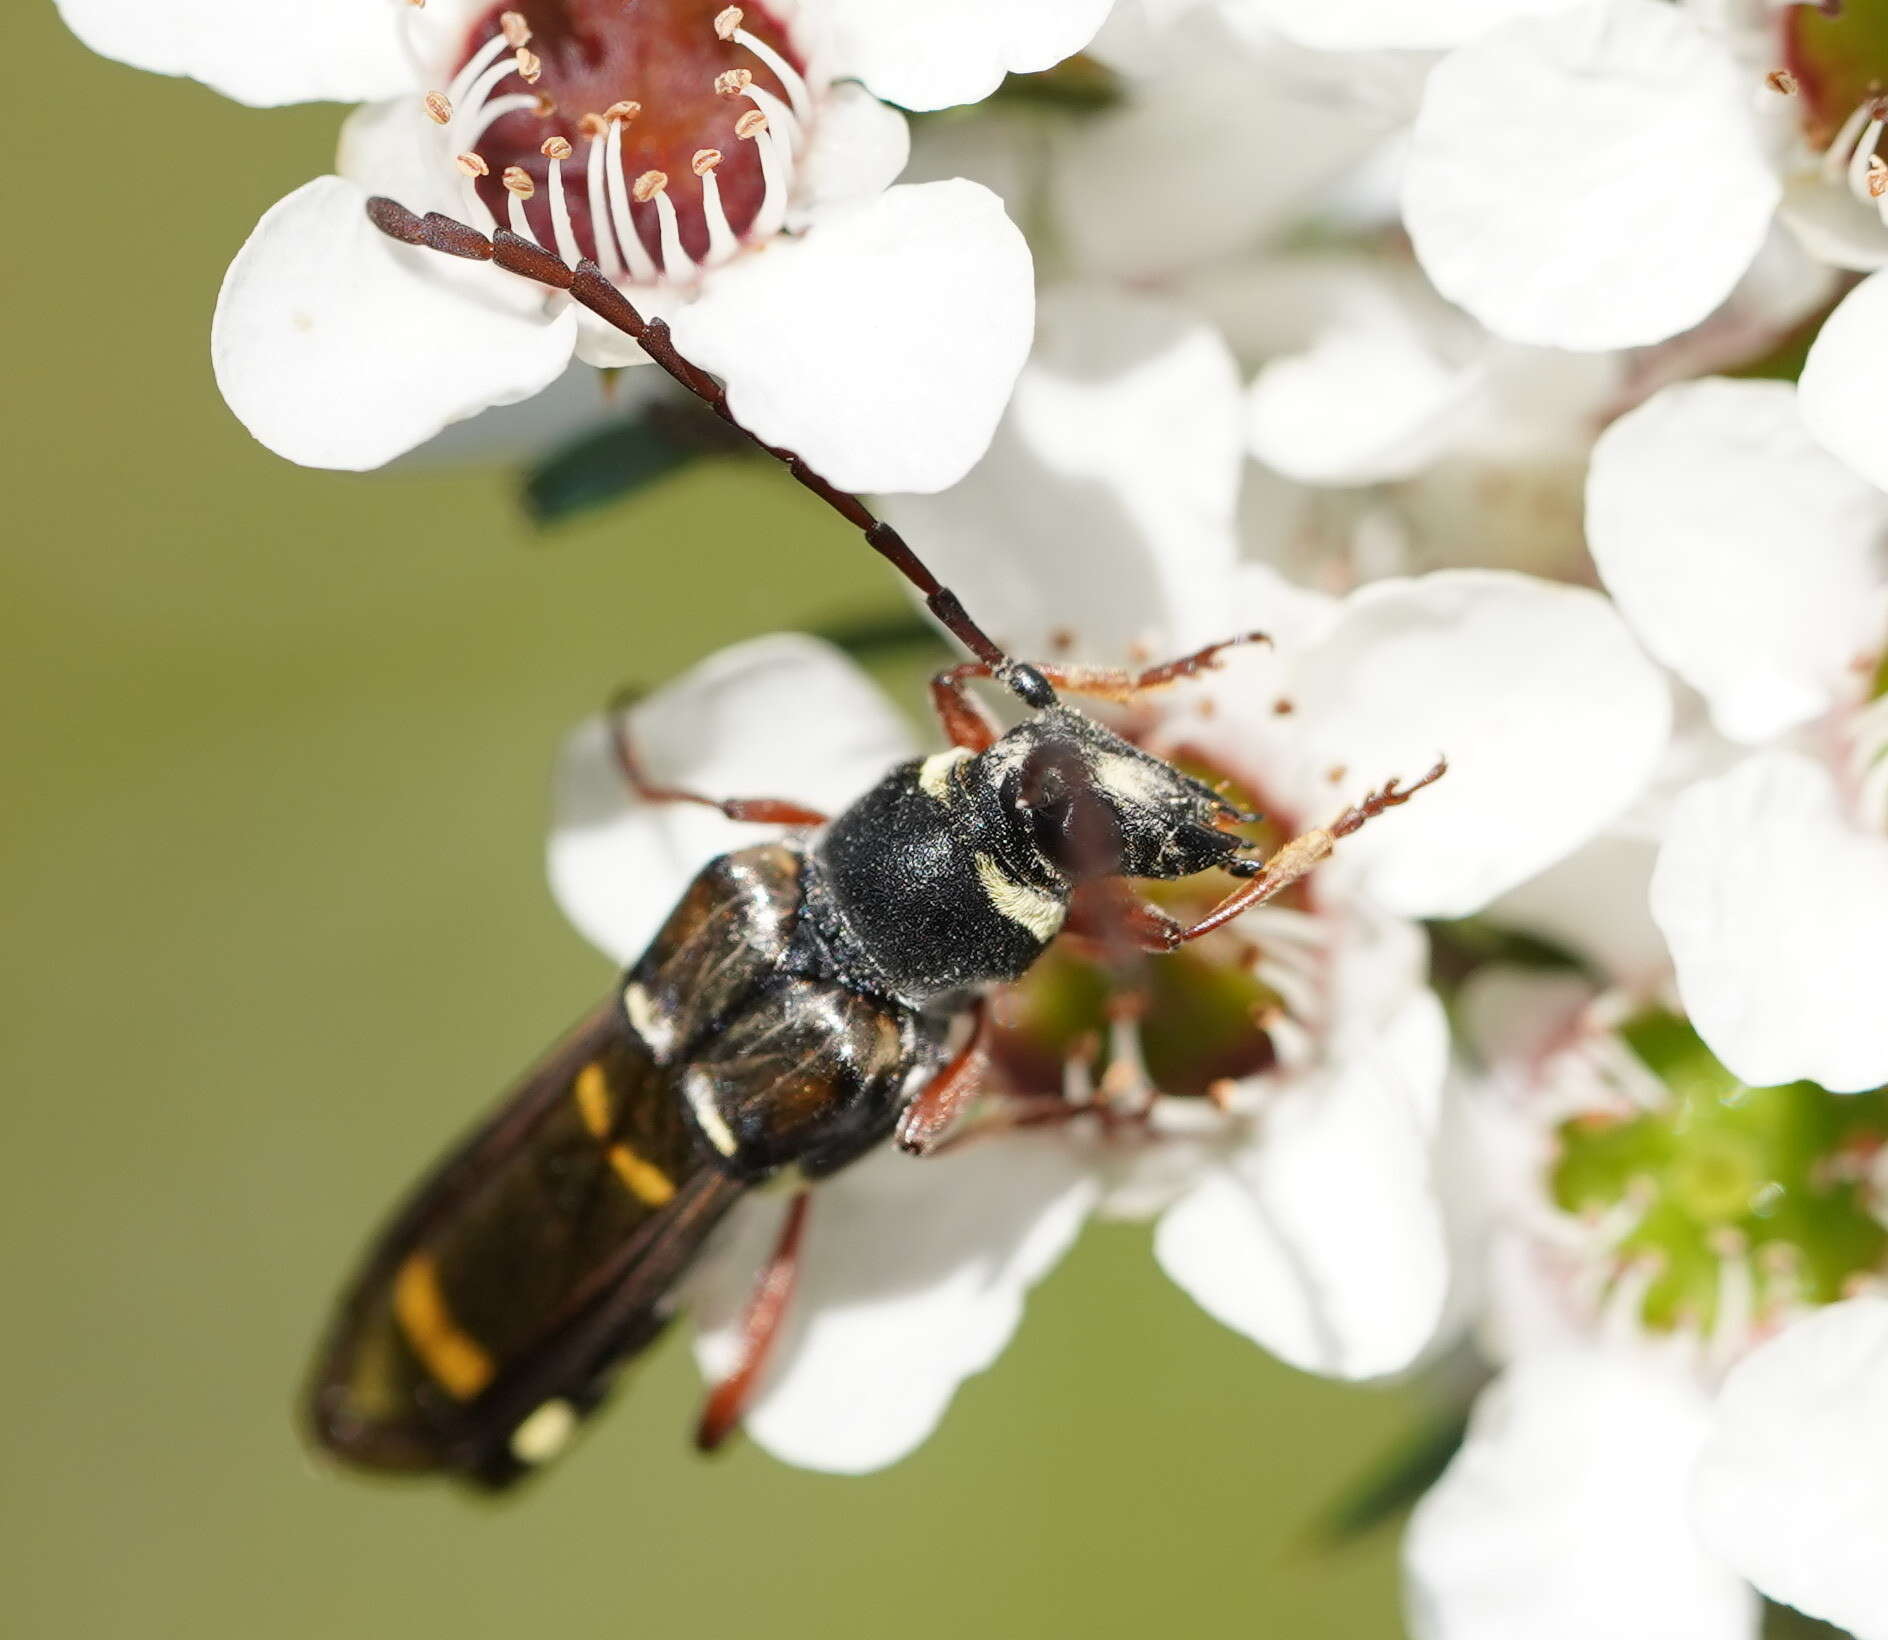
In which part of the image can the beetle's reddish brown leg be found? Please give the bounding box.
[896,999,993,1156]
[695,1191,811,1452]
[607,690,829,826]
[1148,760,1450,950]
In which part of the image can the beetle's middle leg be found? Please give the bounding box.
[695,1190,811,1453]
[608,689,830,826]
[895,999,992,1156]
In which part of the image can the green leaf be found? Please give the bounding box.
[523,402,750,527]
[1300,1403,1473,1552]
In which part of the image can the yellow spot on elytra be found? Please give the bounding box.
[608,1142,676,1207]
[392,1253,494,1400]
[573,1062,612,1138]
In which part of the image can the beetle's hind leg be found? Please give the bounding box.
[695,1191,811,1452]
[607,688,830,825]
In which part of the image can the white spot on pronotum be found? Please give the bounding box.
[510,1399,578,1465]
[973,852,1065,941]
[917,747,972,803]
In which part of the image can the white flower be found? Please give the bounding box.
[56,0,1095,482]
[1585,375,1888,1092]
[1395,0,1883,351]
[1412,837,1888,1640]
[536,292,1666,1468]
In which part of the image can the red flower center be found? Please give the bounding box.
[443,0,806,278]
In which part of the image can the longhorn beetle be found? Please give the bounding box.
[303,197,1447,1488]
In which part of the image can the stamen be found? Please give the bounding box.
[455,151,490,178]
[1600,1251,1663,1345]
[738,112,790,241]
[694,149,740,264]
[502,165,541,246]
[737,82,802,161]
[581,119,623,279]
[542,136,582,266]
[724,21,812,127]
[1845,106,1886,200]
[638,170,698,280]
[499,9,531,47]
[446,29,513,109]
[1706,1228,1754,1373]
[1098,1009,1156,1117]
[423,90,453,126]
[605,112,661,284]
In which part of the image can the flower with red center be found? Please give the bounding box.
[55,0,1115,479]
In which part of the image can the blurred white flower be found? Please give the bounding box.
[1586,375,1888,1092]
[55,0,1098,481]
[1395,0,1888,351]
[1412,831,1888,1640]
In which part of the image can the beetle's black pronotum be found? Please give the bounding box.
[303,198,1446,1490]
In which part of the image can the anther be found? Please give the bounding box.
[633,169,668,203]
[1766,68,1799,96]
[716,68,753,97]
[502,166,535,198]
[455,151,490,178]
[605,99,640,122]
[578,111,607,139]
[1867,154,1886,197]
[692,148,722,176]
[542,136,573,161]
[715,6,743,41]
[500,10,531,46]
[514,47,542,84]
[734,109,767,139]
[424,90,453,125]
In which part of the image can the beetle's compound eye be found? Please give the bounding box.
[1004,663,1057,710]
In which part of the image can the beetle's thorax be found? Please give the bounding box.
[797,734,1070,1011]
[795,708,1249,1011]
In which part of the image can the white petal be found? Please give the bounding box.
[786,84,910,226]
[819,0,1112,112]
[1287,571,1673,919]
[672,181,1032,494]
[1651,750,1888,1093]
[1587,378,1888,743]
[1694,1298,1888,1640]
[546,635,913,966]
[883,286,1244,662]
[690,1136,1099,1473]
[54,0,413,106]
[1246,318,1485,488]
[211,176,576,470]
[1779,172,1888,275]
[1489,833,1668,989]
[1406,1352,1758,1640]
[1802,269,1888,495]
[1228,0,1578,52]
[1403,0,1780,350]
[1155,985,1452,1379]
[1046,26,1400,285]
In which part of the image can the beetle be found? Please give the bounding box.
[303,197,1446,1489]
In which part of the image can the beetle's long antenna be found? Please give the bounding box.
[365,199,1056,709]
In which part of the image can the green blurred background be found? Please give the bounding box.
[6,10,1416,1635]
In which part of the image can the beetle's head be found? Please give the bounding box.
[987,707,1262,884]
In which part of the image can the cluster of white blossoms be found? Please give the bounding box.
[61,0,1888,1633]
